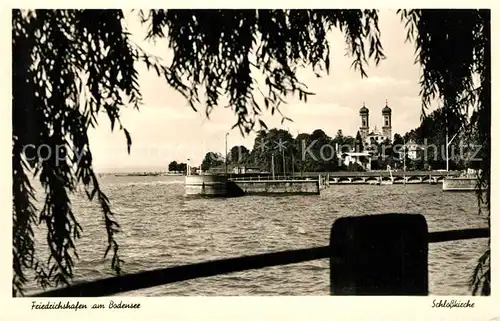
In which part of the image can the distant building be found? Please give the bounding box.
[358,101,393,147]
[396,140,424,161]
[233,165,261,174]
[341,152,372,170]
[206,166,226,174]
[406,141,425,160]
[207,165,266,175]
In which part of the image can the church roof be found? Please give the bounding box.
[382,104,392,114]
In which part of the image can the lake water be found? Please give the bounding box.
[24,175,489,296]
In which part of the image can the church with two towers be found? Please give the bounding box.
[358,101,392,147]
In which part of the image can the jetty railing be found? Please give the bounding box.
[230,176,311,181]
[228,170,461,179]
[31,214,489,297]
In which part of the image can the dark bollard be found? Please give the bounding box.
[330,213,428,295]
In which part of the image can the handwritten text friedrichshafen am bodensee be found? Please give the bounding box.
[31,300,140,311]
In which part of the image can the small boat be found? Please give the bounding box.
[442,177,483,191]
[442,168,487,192]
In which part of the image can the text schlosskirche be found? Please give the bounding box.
[431,299,475,309]
[31,300,141,310]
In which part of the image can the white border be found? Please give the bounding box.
[1,2,498,321]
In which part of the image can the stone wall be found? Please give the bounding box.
[233,180,320,195]
[184,175,228,197]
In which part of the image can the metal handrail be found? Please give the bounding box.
[31,227,489,297]
[231,176,303,182]
[228,171,461,180]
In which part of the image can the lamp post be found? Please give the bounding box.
[446,129,461,173]
[282,145,286,178]
[443,113,463,173]
[271,153,275,180]
[187,158,191,176]
[403,142,406,185]
[225,132,229,176]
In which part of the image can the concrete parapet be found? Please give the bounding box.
[233,179,320,195]
[184,174,228,197]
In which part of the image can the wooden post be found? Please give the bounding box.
[271,154,275,180]
[330,213,428,295]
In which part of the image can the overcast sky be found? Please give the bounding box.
[88,9,438,173]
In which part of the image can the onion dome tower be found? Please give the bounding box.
[382,100,392,141]
[359,102,369,140]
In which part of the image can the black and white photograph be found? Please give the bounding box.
[10,6,492,310]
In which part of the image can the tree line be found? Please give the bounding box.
[402,107,481,171]
[199,106,481,174]
[167,161,188,172]
[200,128,400,173]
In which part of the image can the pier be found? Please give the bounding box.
[326,170,460,184]
[230,176,324,195]
[185,174,325,197]
[185,171,461,197]
[229,170,461,185]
